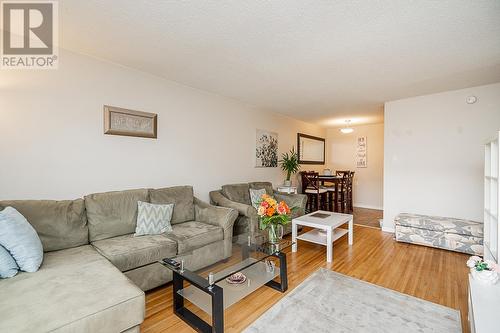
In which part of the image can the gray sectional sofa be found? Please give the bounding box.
[210,181,307,241]
[0,186,237,333]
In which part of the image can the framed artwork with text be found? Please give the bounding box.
[104,105,157,139]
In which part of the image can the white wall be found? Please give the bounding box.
[383,82,500,231]
[0,50,325,201]
[326,124,384,210]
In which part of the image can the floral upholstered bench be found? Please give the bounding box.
[394,213,483,255]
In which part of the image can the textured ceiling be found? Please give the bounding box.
[59,0,500,127]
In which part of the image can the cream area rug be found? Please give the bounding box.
[244,268,461,333]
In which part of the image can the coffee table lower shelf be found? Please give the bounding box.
[178,260,280,315]
[296,228,349,246]
[170,251,288,333]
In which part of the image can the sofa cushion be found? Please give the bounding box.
[0,199,88,252]
[248,182,274,196]
[222,183,251,205]
[85,189,149,242]
[149,186,194,224]
[165,221,223,254]
[0,245,144,333]
[91,234,177,272]
[395,213,483,237]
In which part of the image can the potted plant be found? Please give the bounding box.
[256,194,292,244]
[467,256,499,285]
[279,148,300,187]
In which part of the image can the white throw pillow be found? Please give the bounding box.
[135,201,174,236]
[249,188,267,209]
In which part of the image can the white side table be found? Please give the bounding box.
[292,210,353,262]
[276,186,297,194]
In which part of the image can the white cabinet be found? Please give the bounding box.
[469,131,500,333]
[484,131,500,261]
[469,275,500,333]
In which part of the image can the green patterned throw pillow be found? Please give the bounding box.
[135,201,174,236]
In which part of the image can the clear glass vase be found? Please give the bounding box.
[267,224,283,244]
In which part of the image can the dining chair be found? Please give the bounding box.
[335,170,350,177]
[332,170,355,213]
[336,172,351,213]
[320,177,338,212]
[300,171,327,213]
[347,171,355,212]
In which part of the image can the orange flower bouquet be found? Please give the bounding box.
[257,194,292,243]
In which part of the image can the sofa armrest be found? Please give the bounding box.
[209,191,257,218]
[273,192,307,216]
[194,197,238,240]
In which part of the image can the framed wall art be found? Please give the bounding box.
[103,105,157,138]
[255,129,278,167]
[356,136,367,168]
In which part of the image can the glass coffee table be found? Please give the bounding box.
[160,233,293,333]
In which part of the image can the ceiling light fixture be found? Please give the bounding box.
[340,120,354,134]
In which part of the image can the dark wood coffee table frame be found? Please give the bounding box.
[168,251,288,333]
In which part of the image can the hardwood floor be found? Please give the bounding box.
[353,207,383,228]
[142,224,470,333]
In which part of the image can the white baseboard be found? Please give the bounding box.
[381,225,395,233]
[353,204,383,211]
[381,217,395,233]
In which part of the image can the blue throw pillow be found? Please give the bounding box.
[0,207,43,272]
[0,244,18,278]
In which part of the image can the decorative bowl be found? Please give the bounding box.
[225,272,247,285]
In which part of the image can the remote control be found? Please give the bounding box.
[163,258,180,268]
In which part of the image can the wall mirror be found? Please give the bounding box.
[297,133,325,164]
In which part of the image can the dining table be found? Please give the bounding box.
[317,174,342,185]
